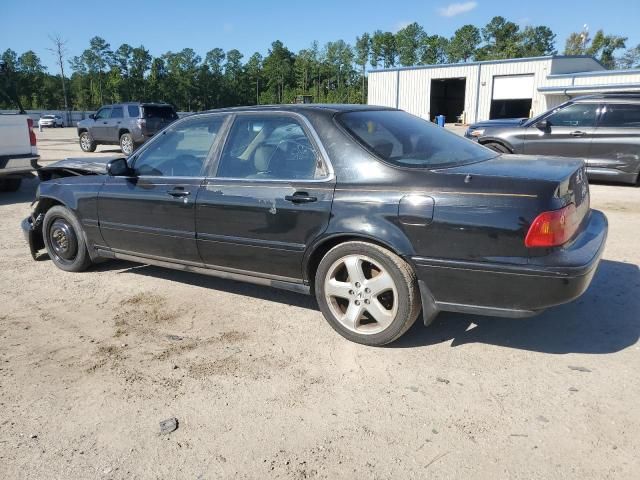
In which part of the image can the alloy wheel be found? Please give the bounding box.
[324,254,398,334]
[121,135,133,155]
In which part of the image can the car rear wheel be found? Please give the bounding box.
[79,132,96,152]
[120,133,134,156]
[42,206,92,272]
[0,178,22,192]
[315,241,421,346]
[483,141,511,154]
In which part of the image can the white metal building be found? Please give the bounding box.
[367,55,640,124]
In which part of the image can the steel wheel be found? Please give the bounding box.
[324,254,399,335]
[48,217,79,265]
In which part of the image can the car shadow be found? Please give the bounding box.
[107,261,318,311]
[0,176,39,206]
[88,257,640,355]
[394,259,640,354]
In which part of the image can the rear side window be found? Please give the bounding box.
[128,105,140,118]
[546,103,599,127]
[601,104,640,127]
[111,106,123,118]
[143,105,178,120]
[337,110,495,168]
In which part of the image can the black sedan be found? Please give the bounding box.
[22,105,608,346]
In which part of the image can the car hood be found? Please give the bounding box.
[468,118,528,129]
[37,156,124,180]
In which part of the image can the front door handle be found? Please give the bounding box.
[570,130,587,137]
[167,188,191,197]
[285,192,317,203]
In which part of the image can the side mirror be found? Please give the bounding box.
[88,114,95,120]
[535,119,549,130]
[106,158,132,176]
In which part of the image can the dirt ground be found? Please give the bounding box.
[1,127,639,479]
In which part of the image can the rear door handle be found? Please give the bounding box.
[167,188,191,197]
[285,192,317,203]
[570,131,587,137]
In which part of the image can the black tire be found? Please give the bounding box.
[79,131,96,152]
[314,241,421,346]
[119,132,134,156]
[483,141,511,154]
[0,178,22,192]
[42,206,92,272]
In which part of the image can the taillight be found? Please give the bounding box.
[27,118,37,146]
[525,204,579,248]
[137,118,146,129]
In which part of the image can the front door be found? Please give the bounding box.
[523,101,600,158]
[196,113,335,281]
[91,107,112,142]
[107,105,124,143]
[97,114,227,263]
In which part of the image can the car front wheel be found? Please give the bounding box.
[42,206,92,272]
[315,241,421,346]
[79,132,96,152]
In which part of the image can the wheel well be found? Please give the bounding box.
[118,129,130,138]
[305,235,405,288]
[78,128,88,134]
[34,197,64,217]
[479,139,513,153]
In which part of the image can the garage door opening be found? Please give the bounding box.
[430,78,466,123]
[490,74,533,119]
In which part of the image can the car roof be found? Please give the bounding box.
[196,103,397,117]
[572,93,640,103]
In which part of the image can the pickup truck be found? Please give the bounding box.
[0,114,39,192]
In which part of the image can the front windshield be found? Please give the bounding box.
[337,110,497,168]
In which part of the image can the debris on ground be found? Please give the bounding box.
[436,377,450,384]
[160,417,179,435]
[568,366,592,372]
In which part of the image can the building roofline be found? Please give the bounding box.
[547,68,640,79]
[368,55,601,74]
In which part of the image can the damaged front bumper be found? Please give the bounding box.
[21,213,44,259]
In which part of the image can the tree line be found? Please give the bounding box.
[2,16,639,112]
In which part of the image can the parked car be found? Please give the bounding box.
[0,113,39,192]
[22,105,607,346]
[38,114,64,128]
[76,102,178,156]
[465,94,640,185]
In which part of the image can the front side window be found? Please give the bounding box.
[94,107,111,120]
[216,115,326,180]
[338,110,496,168]
[601,103,640,127]
[132,116,224,177]
[111,106,123,119]
[546,103,599,127]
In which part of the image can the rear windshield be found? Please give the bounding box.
[337,110,496,168]
[142,105,178,120]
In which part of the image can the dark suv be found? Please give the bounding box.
[465,94,640,185]
[77,102,178,156]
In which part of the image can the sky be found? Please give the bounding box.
[2,0,639,72]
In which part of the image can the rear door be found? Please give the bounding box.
[196,112,335,281]
[523,102,600,158]
[97,114,227,263]
[588,102,640,176]
[91,107,112,142]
